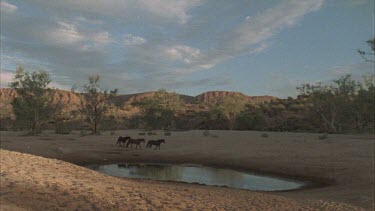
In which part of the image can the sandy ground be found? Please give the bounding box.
[0,130,374,210]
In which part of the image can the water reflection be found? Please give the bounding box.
[88,164,305,191]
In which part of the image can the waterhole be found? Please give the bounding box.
[88,163,307,191]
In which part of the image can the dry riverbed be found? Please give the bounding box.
[0,130,374,210]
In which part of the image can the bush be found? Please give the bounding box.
[261,133,269,138]
[138,132,146,135]
[203,130,210,136]
[55,123,72,134]
[164,131,172,136]
[211,134,219,138]
[318,133,328,140]
[110,131,116,135]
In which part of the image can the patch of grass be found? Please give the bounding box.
[110,131,116,135]
[138,132,146,135]
[318,133,328,140]
[261,133,269,138]
[211,134,219,138]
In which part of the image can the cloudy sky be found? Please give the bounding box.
[0,0,374,97]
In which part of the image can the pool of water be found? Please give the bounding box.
[88,164,306,191]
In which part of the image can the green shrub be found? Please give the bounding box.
[261,133,269,138]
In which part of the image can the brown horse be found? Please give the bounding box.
[116,136,131,147]
[146,139,165,150]
[126,138,145,149]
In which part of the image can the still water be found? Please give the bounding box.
[88,164,306,191]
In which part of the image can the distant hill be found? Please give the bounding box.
[195,91,277,104]
[0,88,277,116]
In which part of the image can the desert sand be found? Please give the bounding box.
[0,130,374,210]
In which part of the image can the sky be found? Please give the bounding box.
[0,0,374,98]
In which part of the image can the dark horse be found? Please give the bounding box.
[116,136,131,147]
[146,139,165,150]
[126,138,145,149]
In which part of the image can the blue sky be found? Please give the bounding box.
[0,0,374,98]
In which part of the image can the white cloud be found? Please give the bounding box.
[91,31,111,45]
[249,43,270,54]
[177,0,325,74]
[75,16,103,25]
[47,21,112,50]
[49,21,84,45]
[124,34,146,46]
[0,1,17,13]
[165,45,203,64]
[233,0,324,49]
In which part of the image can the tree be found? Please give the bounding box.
[73,75,117,134]
[209,95,248,130]
[134,89,183,129]
[236,105,266,130]
[297,74,360,133]
[358,37,375,63]
[9,66,59,134]
[352,75,375,131]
